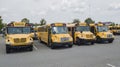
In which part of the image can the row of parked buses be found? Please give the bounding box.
[3,22,115,53]
[109,25,120,35]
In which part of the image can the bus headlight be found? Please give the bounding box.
[6,40,12,44]
[28,37,33,42]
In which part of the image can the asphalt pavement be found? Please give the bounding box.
[0,35,120,67]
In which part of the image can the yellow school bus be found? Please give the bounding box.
[67,23,96,45]
[116,25,120,35]
[108,26,113,33]
[109,25,120,35]
[109,26,117,35]
[89,23,114,43]
[37,23,73,49]
[5,22,33,53]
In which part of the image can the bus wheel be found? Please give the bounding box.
[29,45,33,51]
[76,38,81,46]
[6,45,12,53]
[90,42,94,45]
[108,40,113,43]
[39,38,42,43]
[49,40,55,49]
[50,44,55,49]
[96,36,101,43]
[68,45,73,48]
[27,45,33,51]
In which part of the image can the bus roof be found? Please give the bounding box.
[7,22,31,27]
[66,24,75,27]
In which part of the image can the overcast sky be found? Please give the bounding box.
[0,0,120,24]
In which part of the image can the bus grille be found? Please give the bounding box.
[21,38,26,42]
[61,37,69,42]
[14,38,26,43]
[86,34,93,38]
[14,38,19,43]
[107,34,112,38]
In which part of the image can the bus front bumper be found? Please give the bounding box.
[79,38,96,43]
[52,42,73,46]
[99,38,114,41]
[6,42,33,49]
[6,45,33,49]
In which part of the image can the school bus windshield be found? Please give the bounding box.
[52,26,68,34]
[76,26,90,31]
[7,27,31,34]
[97,26,108,32]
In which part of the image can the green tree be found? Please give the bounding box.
[110,22,115,26]
[21,18,29,23]
[40,18,46,25]
[73,19,80,24]
[85,18,95,24]
[10,21,15,23]
[0,16,4,31]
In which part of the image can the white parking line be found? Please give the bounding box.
[33,45,38,50]
[107,63,116,67]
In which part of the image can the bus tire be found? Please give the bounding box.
[91,42,94,45]
[96,36,101,43]
[76,38,81,46]
[27,45,33,51]
[6,45,12,53]
[108,40,113,43]
[49,40,55,49]
[29,45,33,51]
[68,45,73,48]
[39,38,42,43]
[50,44,55,49]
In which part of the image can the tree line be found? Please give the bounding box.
[0,16,117,31]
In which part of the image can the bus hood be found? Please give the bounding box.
[51,34,73,42]
[98,32,114,38]
[76,31,94,36]
[52,34,71,38]
[98,31,112,35]
[82,31,93,35]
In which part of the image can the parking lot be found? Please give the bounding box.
[0,35,120,67]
